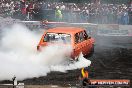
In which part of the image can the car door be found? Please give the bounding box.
[74,31,87,57]
[74,32,83,57]
[79,31,90,55]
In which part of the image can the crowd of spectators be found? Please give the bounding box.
[33,1,132,25]
[0,0,14,16]
[0,0,131,25]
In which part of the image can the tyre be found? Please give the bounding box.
[84,45,94,59]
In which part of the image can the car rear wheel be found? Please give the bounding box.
[84,45,94,59]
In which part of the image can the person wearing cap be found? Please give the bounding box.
[55,6,63,22]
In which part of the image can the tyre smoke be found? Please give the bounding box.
[0,24,91,81]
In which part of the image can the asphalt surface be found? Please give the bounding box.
[0,23,131,88]
[1,36,131,88]
[22,36,132,87]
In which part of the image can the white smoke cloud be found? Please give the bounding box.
[0,24,91,81]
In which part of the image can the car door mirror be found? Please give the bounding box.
[44,35,48,42]
[83,34,87,40]
[88,36,91,39]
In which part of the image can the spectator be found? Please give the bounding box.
[55,6,63,22]
[80,7,90,22]
[128,2,132,25]
[20,0,26,20]
[117,8,123,24]
[26,1,35,20]
[122,9,129,25]
[102,6,108,24]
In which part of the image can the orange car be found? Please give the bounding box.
[37,27,95,60]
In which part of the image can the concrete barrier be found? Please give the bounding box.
[97,24,132,36]
[0,19,131,36]
[119,25,132,30]
[98,24,119,30]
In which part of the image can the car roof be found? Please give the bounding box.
[46,27,85,35]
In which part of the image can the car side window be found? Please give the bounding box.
[79,32,84,41]
[75,31,85,44]
[43,34,49,42]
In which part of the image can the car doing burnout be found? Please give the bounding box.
[37,27,95,60]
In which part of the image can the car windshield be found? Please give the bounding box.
[44,33,71,44]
